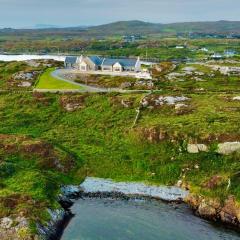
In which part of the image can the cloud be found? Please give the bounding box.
[0,0,239,28]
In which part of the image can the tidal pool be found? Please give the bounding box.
[61,198,240,240]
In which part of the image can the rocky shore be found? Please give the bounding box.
[36,178,189,239]
[2,177,239,240]
[186,194,240,229]
[80,177,189,201]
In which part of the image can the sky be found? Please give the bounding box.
[0,0,240,28]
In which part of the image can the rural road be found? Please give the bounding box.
[51,69,120,92]
[49,69,152,94]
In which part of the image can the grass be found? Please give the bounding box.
[1,59,240,233]
[0,91,240,233]
[35,68,84,90]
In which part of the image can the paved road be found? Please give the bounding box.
[51,69,121,92]
[50,69,152,94]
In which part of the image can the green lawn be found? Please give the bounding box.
[35,68,84,90]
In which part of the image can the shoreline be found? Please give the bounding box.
[41,177,240,240]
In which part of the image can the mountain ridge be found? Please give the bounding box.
[1,20,240,36]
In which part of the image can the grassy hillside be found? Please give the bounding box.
[164,21,240,34]
[88,20,163,35]
[1,60,240,235]
[1,91,240,220]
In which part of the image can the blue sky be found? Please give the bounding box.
[0,0,239,28]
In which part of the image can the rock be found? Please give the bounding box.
[195,88,205,92]
[0,217,13,229]
[217,142,240,155]
[185,194,202,210]
[61,185,81,198]
[194,164,199,169]
[13,71,39,81]
[120,82,132,89]
[141,127,168,143]
[18,81,32,87]
[141,99,149,108]
[60,95,86,112]
[65,103,81,112]
[134,80,154,88]
[160,96,189,105]
[233,96,240,101]
[182,66,196,72]
[220,196,240,226]
[187,144,208,153]
[141,95,190,109]
[0,216,34,240]
[175,103,188,110]
[37,208,70,240]
[186,195,221,221]
[198,201,217,219]
[176,180,183,187]
[175,103,193,115]
[121,99,133,108]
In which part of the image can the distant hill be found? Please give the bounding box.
[34,24,61,29]
[87,20,240,36]
[1,20,240,37]
[164,20,240,33]
[88,20,163,35]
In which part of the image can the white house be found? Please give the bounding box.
[64,55,141,73]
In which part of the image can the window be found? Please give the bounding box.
[103,67,111,71]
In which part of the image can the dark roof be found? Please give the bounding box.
[88,56,104,65]
[65,56,77,64]
[102,58,137,67]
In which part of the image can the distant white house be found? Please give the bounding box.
[211,53,223,60]
[64,55,141,73]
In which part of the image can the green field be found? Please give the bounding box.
[35,68,84,90]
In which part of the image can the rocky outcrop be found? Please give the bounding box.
[141,95,190,108]
[0,134,75,173]
[13,71,39,81]
[121,99,134,108]
[187,142,240,155]
[37,208,69,240]
[37,185,81,240]
[186,195,240,228]
[198,201,218,219]
[140,127,168,143]
[0,216,36,240]
[120,82,132,89]
[217,142,240,155]
[220,196,240,226]
[0,185,81,240]
[18,81,32,87]
[60,95,87,112]
[233,96,240,101]
[187,144,208,153]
